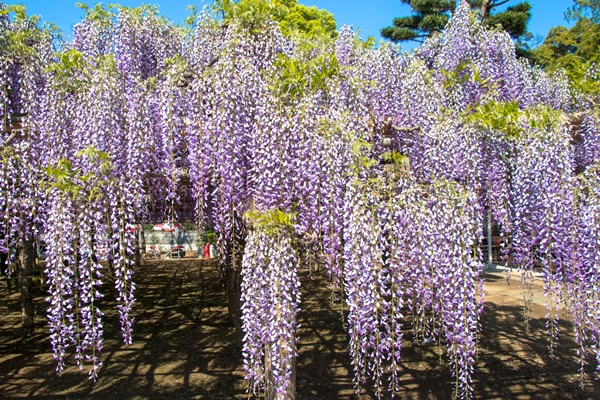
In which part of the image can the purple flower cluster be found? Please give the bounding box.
[578,113,600,170]
[416,0,572,111]
[343,172,483,398]
[41,147,139,378]
[570,164,600,379]
[506,123,575,350]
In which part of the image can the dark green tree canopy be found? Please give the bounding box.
[483,2,531,39]
[381,0,532,44]
[381,0,455,43]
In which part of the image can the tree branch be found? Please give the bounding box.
[1,131,19,148]
[390,124,421,133]
[206,56,219,68]
[490,0,510,8]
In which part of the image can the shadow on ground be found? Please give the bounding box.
[0,264,599,399]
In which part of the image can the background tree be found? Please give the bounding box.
[567,0,600,23]
[381,1,532,56]
[215,0,336,39]
[532,1,600,99]
[380,0,456,43]
[532,19,600,70]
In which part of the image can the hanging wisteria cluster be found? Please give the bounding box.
[240,210,300,397]
[44,148,138,379]
[1,0,600,398]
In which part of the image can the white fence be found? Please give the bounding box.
[144,230,202,253]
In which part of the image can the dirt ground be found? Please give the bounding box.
[0,258,599,399]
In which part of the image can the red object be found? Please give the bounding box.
[171,246,185,258]
[125,223,141,232]
[203,243,210,259]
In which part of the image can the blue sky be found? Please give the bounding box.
[19,0,574,51]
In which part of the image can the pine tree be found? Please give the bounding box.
[381,1,532,45]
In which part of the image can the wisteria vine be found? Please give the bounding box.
[1,1,600,399]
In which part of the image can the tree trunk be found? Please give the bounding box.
[134,233,141,268]
[0,251,7,276]
[106,224,116,278]
[107,257,115,278]
[225,236,244,350]
[18,237,35,329]
[481,0,491,19]
[35,240,44,286]
[0,250,10,294]
[226,264,243,350]
[139,226,146,256]
[264,344,297,400]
